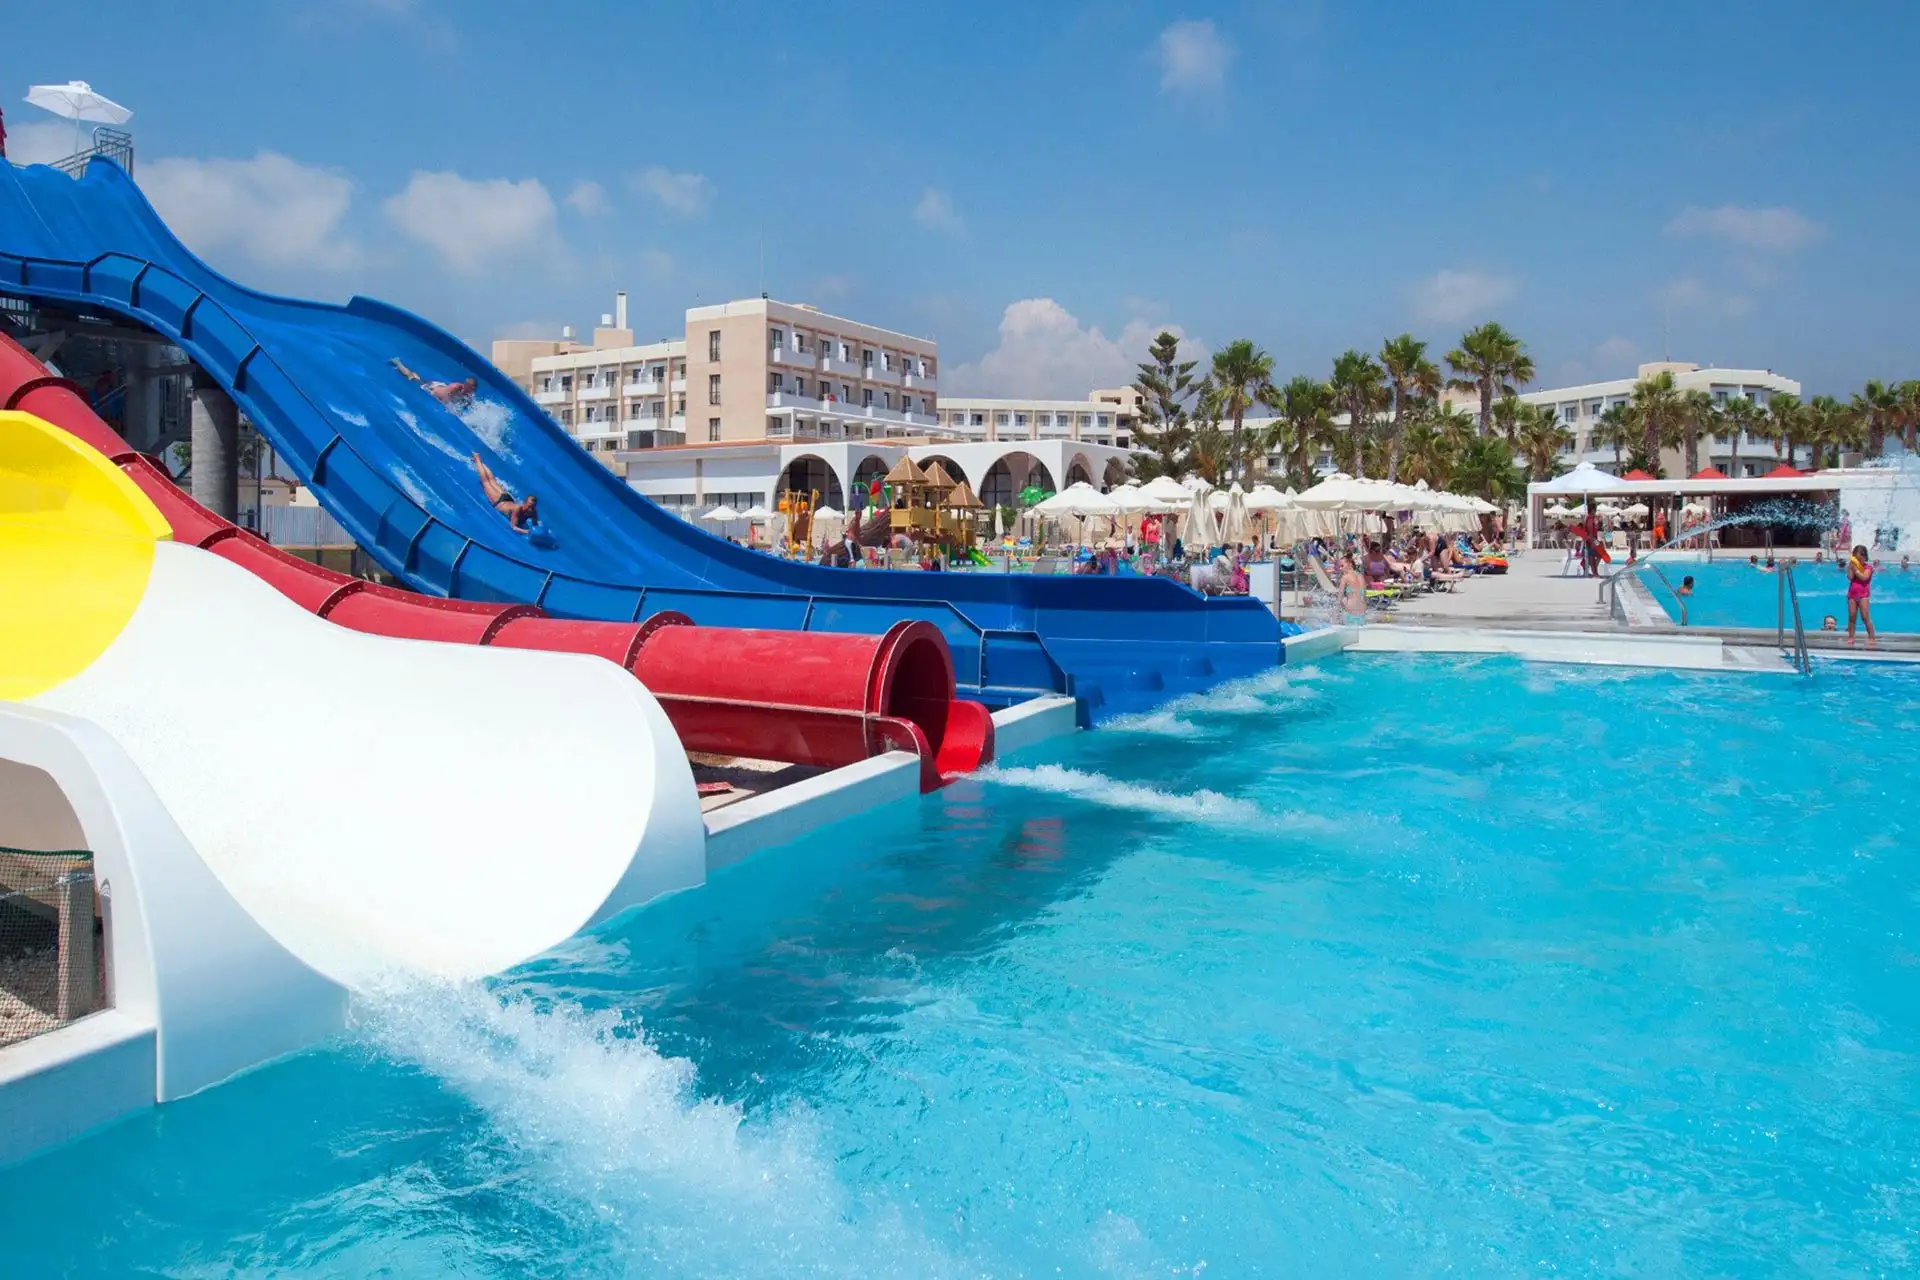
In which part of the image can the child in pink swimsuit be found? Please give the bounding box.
[1846,544,1876,648]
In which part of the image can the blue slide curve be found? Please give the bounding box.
[0,159,1280,716]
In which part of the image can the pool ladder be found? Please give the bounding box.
[1778,563,1812,676]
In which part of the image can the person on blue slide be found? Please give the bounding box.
[470,452,538,533]
[391,358,477,410]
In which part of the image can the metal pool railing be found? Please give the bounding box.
[1782,562,1812,676]
[1646,562,1687,627]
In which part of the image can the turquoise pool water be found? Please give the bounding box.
[4,654,1919,1275]
[1648,557,1920,632]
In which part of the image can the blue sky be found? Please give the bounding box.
[4,0,1915,397]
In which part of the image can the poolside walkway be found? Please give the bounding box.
[1374,553,1623,630]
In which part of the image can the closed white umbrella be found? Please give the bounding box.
[1177,486,1215,551]
[25,81,132,154]
[1219,482,1252,546]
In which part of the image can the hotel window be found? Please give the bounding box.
[1587,400,1603,416]
[1097,414,1111,428]
[560,408,573,425]
[862,387,874,407]
[559,374,572,390]
[995,412,1010,426]
[674,394,686,414]
[708,330,721,361]
[862,348,876,369]
[628,403,640,420]
[539,376,552,392]
[840,383,852,401]
[769,328,785,351]
[1014,413,1028,428]
[796,378,808,397]
[971,413,985,427]
[839,341,852,361]
[708,374,722,404]
[768,372,784,393]
[708,417,721,441]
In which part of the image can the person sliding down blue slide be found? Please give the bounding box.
[469,452,550,544]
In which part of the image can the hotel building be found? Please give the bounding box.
[491,295,948,460]
[933,388,1141,448]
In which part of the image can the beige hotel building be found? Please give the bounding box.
[492,294,945,457]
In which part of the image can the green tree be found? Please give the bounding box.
[1379,333,1440,483]
[1627,371,1683,477]
[1851,379,1900,458]
[1328,348,1386,477]
[1718,395,1762,478]
[1594,402,1633,470]
[1129,330,1197,479]
[1445,322,1535,436]
[1897,380,1920,454]
[1450,434,1527,503]
[1805,394,1861,469]
[1765,393,1804,469]
[1207,339,1275,483]
[1679,389,1717,475]
[1266,375,1335,489]
[1514,401,1574,481]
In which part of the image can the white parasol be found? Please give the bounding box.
[24,81,133,154]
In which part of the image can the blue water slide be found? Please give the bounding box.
[0,158,1281,715]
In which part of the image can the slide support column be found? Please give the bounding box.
[190,378,239,522]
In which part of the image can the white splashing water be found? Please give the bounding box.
[352,980,963,1277]
[329,405,370,428]
[1102,708,1207,739]
[979,764,1265,827]
[458,399,517,460]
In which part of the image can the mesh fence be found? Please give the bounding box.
[0,850,101,1048]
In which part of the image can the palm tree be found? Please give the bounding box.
[1207,339,1275,483]
[1186,420,1231,485]
[1594,403,1633,470]
[1627,371,1683,476]
[1445,322,1535,436]
[1264,375,1335,489]
[1718,395,1761,477]
[1515,402,1573,481]
[1679,389,1717,475]
[1379,333,1440,483]
[1328,348,1386,477]
[1898,380,1920,454]
[1765,394,1804,469]
[1851,379,1899,458]
[1451,434,1527,504]
[1805,394,1861,469]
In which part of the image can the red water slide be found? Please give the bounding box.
[0,334,991,789]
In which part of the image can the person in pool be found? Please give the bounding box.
[392,358,478,410]
[1677,575,1695,598]
[1822,615,1839,631]
[470,452,538,532]
[1846,543,1877,648]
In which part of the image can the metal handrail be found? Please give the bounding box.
[1646,562,1687,627]
[1784,562,1811,675]
[50,128,134,178]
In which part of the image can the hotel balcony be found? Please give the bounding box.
[903,370,937,390]
[766,393,941,433]
[534,388,567,406]
[820,354,860,377]
[861,363,903,387]
[577,383,612,401]
[769,345,815,369]
[626,377,665,396]
[670,376,687,394]
[669,413,686,434]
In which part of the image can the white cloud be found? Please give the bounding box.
[638,248,675,278]
[1664,204,1824,252]
[945,298,1198,398]
[564,180,610,216]
[383,171,558,274]
[633,166,714,216]
[5,120,83,167]
[140,152,357,269]
[913,187,964,236]
[1409,268,1517,325]
[1157,19,1232,94]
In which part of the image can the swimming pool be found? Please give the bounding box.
[3,654,1917,1275]
[1646,557,1920,632]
